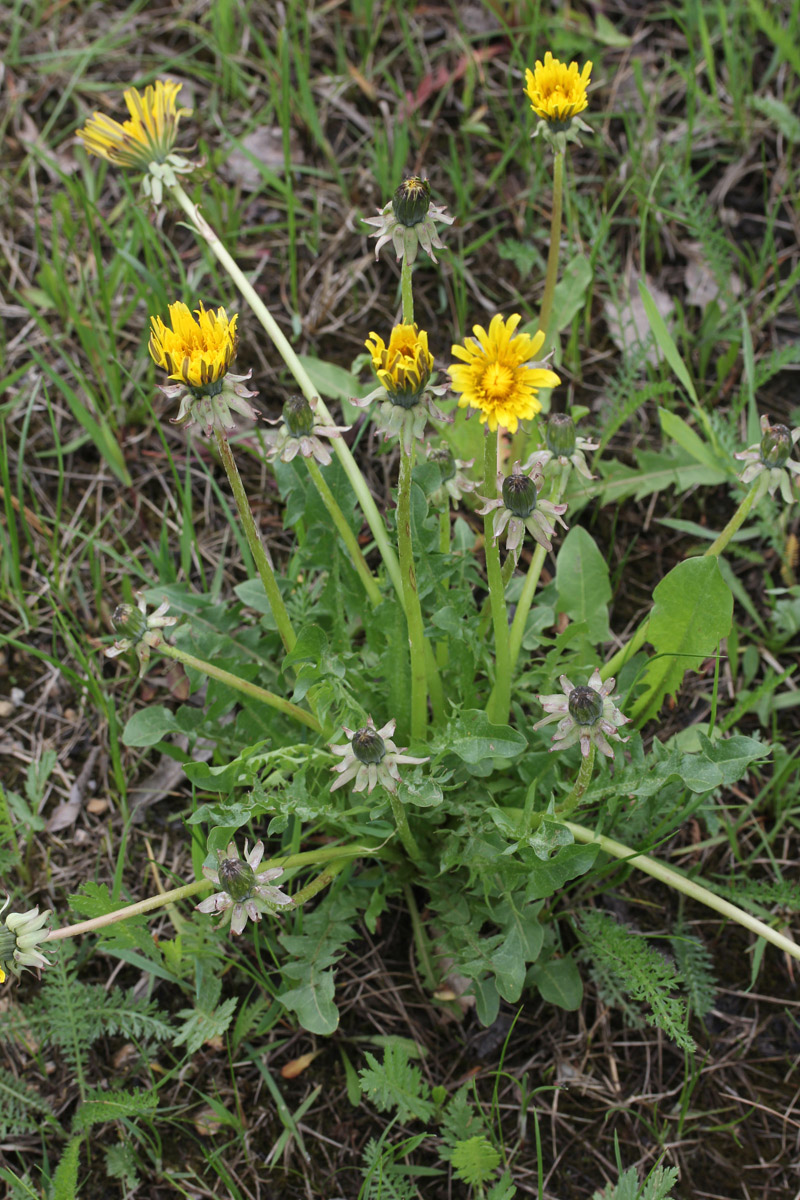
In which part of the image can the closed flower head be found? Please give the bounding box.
[449,315,560,434]
[366,324,433,409]
[525,53,592,125]
[392,177,432,226]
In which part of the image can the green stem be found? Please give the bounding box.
[390,792,421,860]
[556,743,595,818]
[46,843,386,942]
[437,509,451,670]
[403,882,437,990]
[157,641,321,732]
[539,150,564,343]
[304,457,382,607]
[507,466,569,672]
[215,429,295,653]
[168,181,404,603]
[706,474,770,557]
[401,255,414,325]
[289,859,347,907]
[398,442,429,738]
[484,431,511,724]
[601,473,770,682]
[477,553,516,641]
[564,820,800,962]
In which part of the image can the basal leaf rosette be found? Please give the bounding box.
[149,301,259,435]
[449,315,560,435]
[355,324,450,455]
[76,79,194,203]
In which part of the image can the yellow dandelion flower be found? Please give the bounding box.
[525,52,592,124]
[77,80,191,169]
[365,324,434,409]
[449,314,560,434]
[149,302,238,391]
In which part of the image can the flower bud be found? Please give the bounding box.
[760,420,792,468]
[545,412,577,457]
[218,856,257,903]
[392,177,431,227]
[428,445,456,482]
[568,685,603,725]
[112,603,146,641]
[502,471,538,518]
[351,725,386,764]
[283,394,315,437]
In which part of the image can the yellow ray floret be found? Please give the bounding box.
[366,323,434,407]
[449,314,560,434]
[77,80,191,168]
[149,302,238,390]
[525,52,592,123]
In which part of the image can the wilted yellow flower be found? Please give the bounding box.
[449,315,560,434]
[366,324,433,408]
[149,302,238,390]
[525,53,592,124]
[77,80,191,168]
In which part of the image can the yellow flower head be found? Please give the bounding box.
[449,315,560,434]
[77,79,191,169]
[525,52,592,124]
[149,302,239,391]
[365,324,434,409]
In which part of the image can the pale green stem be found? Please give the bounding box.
[398,442,429,738]
[477,553,516,641]
[484,431,511,724]
[437,510,450,670]
[556,743,595,818]
[564,820,800,962]
[289,859,347,907]
[539,150,564,343]
[401,255,414,325]
[168,181,403,602]
[46,844,384,942]
[403,882,437,990]
[601,473,770,682]
[215,428,295,653]
[507,465,569,672]
[304,457,382,607]
[425,641,445,725]
[390,792,421,860]
[706,473,770,557]
[156,641,321,733]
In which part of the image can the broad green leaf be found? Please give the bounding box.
[638,280,698,403]
[283,623,328,670]
[555,526,611,643]
[529,956,584,1011]
[122,705,179,747]
[280,974,338,1036]
[445,710,527,764]
[657,408,722,470]
[631,557,733,723]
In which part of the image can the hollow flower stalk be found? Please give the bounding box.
[149,301,259,435]
[449,315,560,434]
[196,840,291,935]
[76,79,194,202]
[535,668,629,757]
[329,717,429,795]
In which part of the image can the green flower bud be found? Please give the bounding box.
[351,725,386,764]
[218,857,257,903]
[502,471,538,518]
[112,603,146,641]
[760,421,792,468]
[283,394,315,437]
[546,412,577,457]
[568,685,603,725]
[428,445,456,482]
[392,177,431,227]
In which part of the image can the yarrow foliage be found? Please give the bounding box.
[449,316,560,434]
